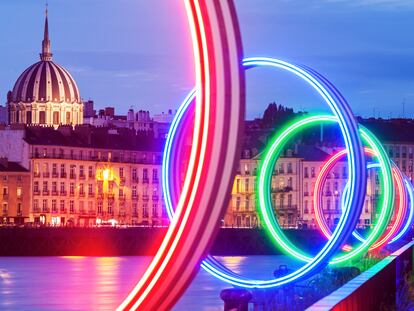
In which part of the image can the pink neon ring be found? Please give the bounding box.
[313,147,406,251]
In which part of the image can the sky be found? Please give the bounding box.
[0,0,413,119]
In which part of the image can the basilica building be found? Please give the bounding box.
[7,9,83,127]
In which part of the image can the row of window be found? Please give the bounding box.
[33,164,160,182]
[32,199,164,218]
[33,181,160,198]
[33,147,161,164]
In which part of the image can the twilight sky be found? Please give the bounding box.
[0,0,413,119]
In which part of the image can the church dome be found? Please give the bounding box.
[11,60,80,103]
[10,6,80,104]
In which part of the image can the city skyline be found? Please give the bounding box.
[0,0,413,119]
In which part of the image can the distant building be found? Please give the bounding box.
[83,100,95,118]
[6,8,83,127]
[0,158,31,224]
[0,105,7,124]
[153,109,176,124]
[0,125,167,226]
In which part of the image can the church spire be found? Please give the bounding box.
[40,3,53,61]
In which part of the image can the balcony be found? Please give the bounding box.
[132,195,139,201]
[79,174,86,180]
[120,177,126,185]
[89,210,96,216]
[69,174,76,180]
[152,195,159,201]
[51,190,58,196]
[79,209,88,216]
[52,172,59,178]
[34,172,41,178]
[69,209,75,214]
[33,207,41,213]
[142,195,149,201]
[79,192,85,197]
[2,194,8,200]
[60,208,67,214]
[42,190,50,196]
[69,192,75,197]
[325,191,332,196]
[132,177,139,183]
[88,192,95,197]
[107,193,115,200]
[119,195,126,201]
[33,190,41,196]
[277,205,298,212]
[60,173,67,178]
[51,209,58,214]
[142,178,149,184]
[43,172,50,178]
[60,191,67,196]
[152,178,159,184]
[97,193,104,200]
[42,208,50,213]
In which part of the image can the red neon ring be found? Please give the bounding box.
[313,147,406,251]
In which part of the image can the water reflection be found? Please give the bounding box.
[0,256,300,310]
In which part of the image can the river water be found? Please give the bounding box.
[0,256,303,310]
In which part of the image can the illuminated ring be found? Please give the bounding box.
[340,163,406,248]
[314,147,403,252]
[119,1,245,309]
[257,117,373,266]
[389,177,414,243]
[165,58,366,287]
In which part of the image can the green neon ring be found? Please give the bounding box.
[257,115,394,265]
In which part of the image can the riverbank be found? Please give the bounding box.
[0,227,327,256]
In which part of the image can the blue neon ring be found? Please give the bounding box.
[163,57,366,288]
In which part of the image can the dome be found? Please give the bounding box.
[11,60,81,104]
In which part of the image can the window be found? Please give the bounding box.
[33,200,38,212]
[132,185,138,198]
[132,168,138,181]
[108,201,113,214]
[52,164,57,175]
[52,182,57,193]
[132,203,138,216]
[326,199,331,211]
[304,200,308,214]
[236,179,240,193]
[143,169,149,182]
[60,182,65,194]
[287,163,293,174]
[53,111,59,125]
[88,166,93,178]
[245,198,250,211]
[88,184,93,195]
[60,164,65,175]
[311,167,315,178]
[17,187,22,198]
[236,197,241,210]
[287,194,292,207]
[60,200,65,212]
[119,167,124,178]
[152,169,158,182]
[79,183,84,195]
[33,182,39,193]
[52,200,57,213]
[69,200,74,213]
[97,201,103,214]
[42,181,48,192]
[287,177,293,189]
[42,199,48,212]
[304,167,309,178]
[152,203,158,218]
[70,183,75,195]
[245,178,249,192]
[143,203,148,218]
[2,203,7,215]
[79,165,84,177]
[88,201,93,212]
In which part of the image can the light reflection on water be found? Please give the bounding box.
[0,256,302,310]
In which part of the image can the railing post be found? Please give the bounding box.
[220,288,252,311]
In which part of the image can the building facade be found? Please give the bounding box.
[0,159,31,224]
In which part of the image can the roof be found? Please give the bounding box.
[22,125,165,152]
[0,161,29,173]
